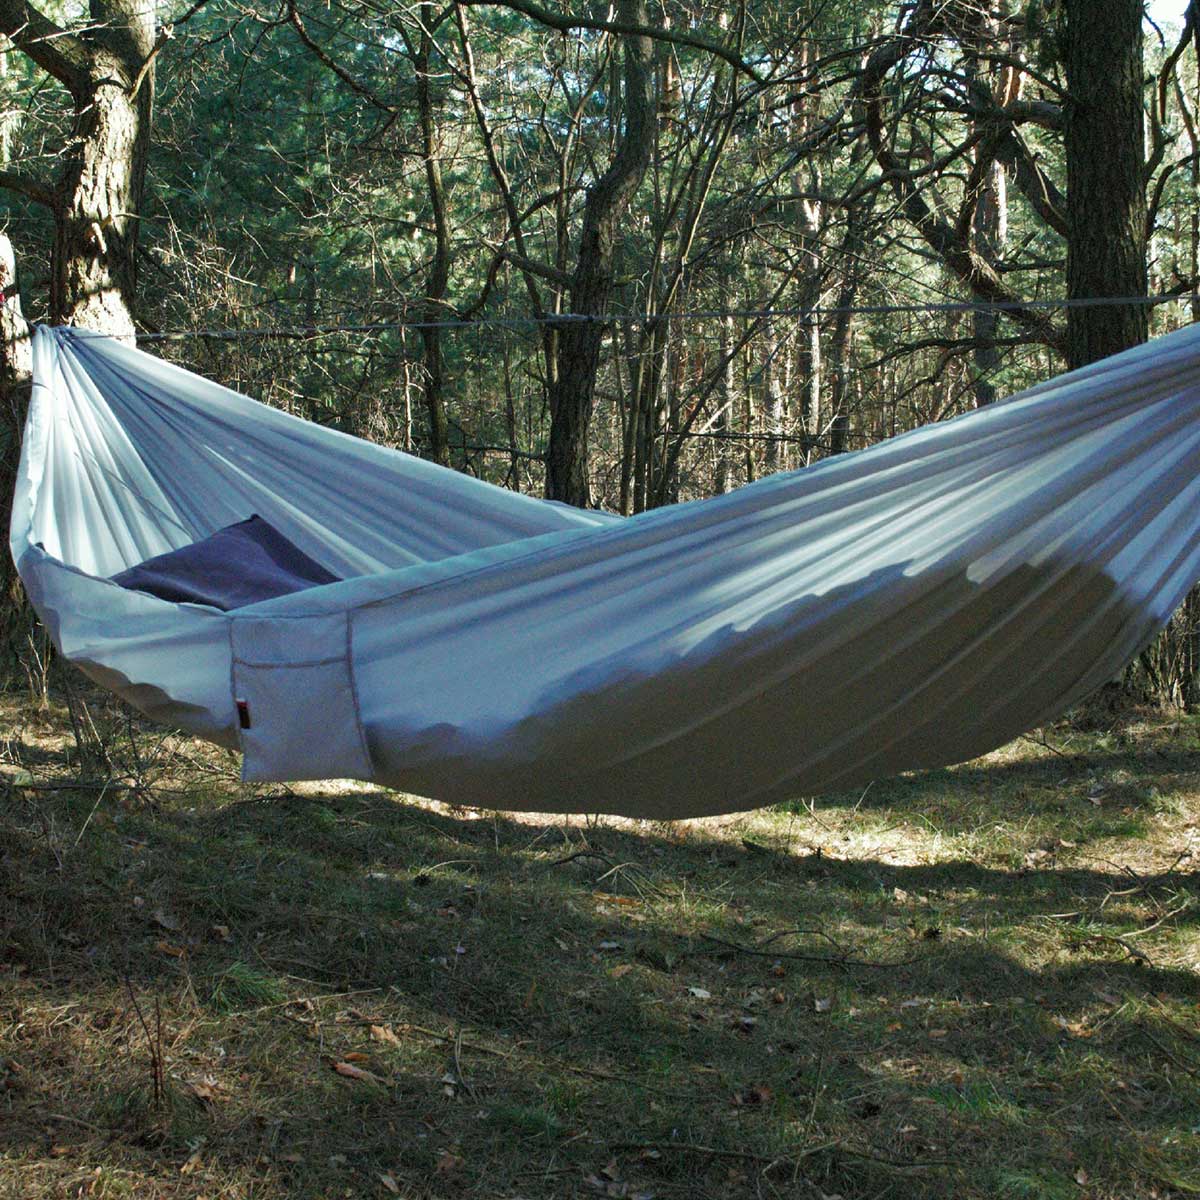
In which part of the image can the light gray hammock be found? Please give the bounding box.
[11,323,1200,818]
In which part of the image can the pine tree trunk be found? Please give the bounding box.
[972,159,1006,405]
[714,314,735,493]
[0,233,32,683]
[1064,0,1147,369]
[545,0,654,506]
[53,0,156,337]
[0,0,157,667]
[761,314,786,473]
[413,5,451,466]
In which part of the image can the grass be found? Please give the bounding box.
[1,686,1199,1199]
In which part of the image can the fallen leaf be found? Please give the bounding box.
[152,908,182,932]
[378,1172,401,1194]
[814,996,832,1013]
[610,963,633,979]
[180,1149,203,1176]
[1053,1015,1093,1038]
[435,1151,464,1175]
[211,924,232,942]
[154,940,187,958]
[332,1060,383,1084]
[343,1051,372,1063]
[370,1024,401,1046]
[189,1077,226,1104]
[1075,1167,1089,1186]
[687,986,712,1000]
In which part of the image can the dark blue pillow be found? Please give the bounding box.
[111,515,340,611]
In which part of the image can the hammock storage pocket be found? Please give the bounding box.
[230,611,372,782]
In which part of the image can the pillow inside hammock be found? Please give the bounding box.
[111,515,340,611]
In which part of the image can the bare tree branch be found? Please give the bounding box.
[0,0,89,92]
[456,0,760,81]
[0,168,54,208]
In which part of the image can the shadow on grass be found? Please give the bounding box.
[2,712,1199,1200]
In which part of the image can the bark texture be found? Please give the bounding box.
[0,0,157,661]
[413,4,451,466]
[1064,0,1147,369]
[544,0,654,507]
[0,0,157,336]
[0,233,32,682]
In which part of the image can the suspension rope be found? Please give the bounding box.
[133,291,1200,343]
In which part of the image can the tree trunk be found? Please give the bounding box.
[714,314,735,493]
[52,0,156,337]
[413,5,451,466]
[0,233,32,683]
[971,158,1006,406]
[0,0,156,666]
[761,314,786,473]
[544,0,654,506]
[1064,0,1147,369]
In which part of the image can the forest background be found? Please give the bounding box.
[1,0,1198,700]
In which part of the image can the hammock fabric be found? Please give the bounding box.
[11,324,1200,818]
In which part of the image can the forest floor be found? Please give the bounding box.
[1,685,1198,1200]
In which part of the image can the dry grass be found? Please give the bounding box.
[1,685,1199,1200]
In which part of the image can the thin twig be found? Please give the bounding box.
[124,976,164,1109]
[700,932,911,970]
[1123,901,1192,938]
[1141,1029,1200,1078]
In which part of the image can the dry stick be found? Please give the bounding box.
[545,849,614,868]
[46,1113,107,1133]
[606,1138,954,1172]
[1019,731,1072,759]
[71,779,112,851]
[606,1138,840,1168]
[21,792,63,873]
[124,976,164,1109]
[452,1031,478,1101]
[1141,1029,1200,1078]
[699,932,911,970]
[1123,901,1192,938]
[1088,932,1154,966]
[755,927,849,952]
[366,1014,692,1098]
[543,849,664,898]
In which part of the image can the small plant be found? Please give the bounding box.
[207,962,286,1012]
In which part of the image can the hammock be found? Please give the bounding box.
[10,324,1200,819]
